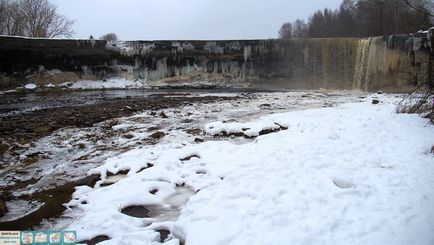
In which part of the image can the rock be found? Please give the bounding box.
[122,134,134,139]
[79,235,110,245]
[159,112,168,118]
[157,229,170,243]
[149,189,159,195]
[180,154,200,161]
[0,200,8,217]
[431,145,434,154]
[121,205,149,218]
[0,143,8,156]
[181,118,194,123]
[147,126,161,131]
[185,128,203,135]
[22,155,40,165]
[80,74,98,81]
[372,99,380,104]
[75,143,86,149]
[149,131,165,140]
[194,138,204,143]
[34,125,55,134]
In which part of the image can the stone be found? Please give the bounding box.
[120,205,149,218]
[185,128,203,135]
[149,131,165,140]
[34,125,55,134]
[181,118,194,123]
[180,154,200,161]
[372,99,380,104]
[79,235,110,245]
[157,229,170,243]
[122,134,134,139]
[0,200,8,217]
[0,144,8,156]
[194,138,204,143]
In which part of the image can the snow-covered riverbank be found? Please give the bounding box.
[51,93,434,245]
[2,91,433,245]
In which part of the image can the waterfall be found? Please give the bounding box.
[353,38,372,91]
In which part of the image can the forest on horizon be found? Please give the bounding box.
[279,0,434,38]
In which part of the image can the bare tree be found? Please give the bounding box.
[20,0,74,38]
[278,22,293,39]
[292,19,308,38]
[0,0,7,33]
[401,0,434,18]
[100,33,118,42]
[0,0,74,38]
[2,0,25,36]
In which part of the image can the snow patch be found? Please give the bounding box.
[24,83,37,89]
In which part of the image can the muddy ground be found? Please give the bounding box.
[0,93,237,145]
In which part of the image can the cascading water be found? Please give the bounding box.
[353,38,372,91]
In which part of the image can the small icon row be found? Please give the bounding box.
[20,231,77,245]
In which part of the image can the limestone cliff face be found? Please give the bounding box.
[0,35,430,91]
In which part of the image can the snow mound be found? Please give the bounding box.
[204,120,289,138]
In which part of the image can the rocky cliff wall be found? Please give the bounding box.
[0,34,431,91]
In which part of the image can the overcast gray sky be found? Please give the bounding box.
[50,0,341,40]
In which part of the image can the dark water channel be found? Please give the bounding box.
[0,88,270,116]
[0,90,156,116]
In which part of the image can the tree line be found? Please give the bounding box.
[279,0,434,38]
[0,0,120,40]
[0,0,74,38]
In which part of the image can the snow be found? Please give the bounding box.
[204,119,288,137]
[50,93,434,244]
[65,79,148,89]
[0,200,43,222]
[3,91,357,198]
[24,83,37,89]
